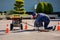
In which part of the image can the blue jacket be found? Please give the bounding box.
[34,13,50,27]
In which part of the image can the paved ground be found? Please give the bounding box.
[0,19,60,40]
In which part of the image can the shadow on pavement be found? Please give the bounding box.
[0,30,5,32]
[11,29,49,33]
[0,33,6,35]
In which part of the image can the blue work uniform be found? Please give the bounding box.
[34,13,53,30]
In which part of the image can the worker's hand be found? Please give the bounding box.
[31,15,33,19]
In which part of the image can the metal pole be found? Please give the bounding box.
[38,0,40,3]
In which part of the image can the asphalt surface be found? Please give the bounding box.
[0,19,60,40]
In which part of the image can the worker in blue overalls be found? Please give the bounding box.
[32,12,56,31]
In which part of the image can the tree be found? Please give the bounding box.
[7,10,15,15]
[14,0,26,14]
[36,2,53,14]
[38,0,40,3]
[0,11,3,15]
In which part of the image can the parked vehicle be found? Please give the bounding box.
[10,17,23,31]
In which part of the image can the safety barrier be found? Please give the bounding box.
[50,19,60,21]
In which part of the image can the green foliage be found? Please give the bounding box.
[14,0,26,14]
[36,2,53,14]
[0,11,3,13]
[4,11,7,13]
[47,3,53,14]
[36,2,44,13]
[0,11,3,15]
[8,10,15,15]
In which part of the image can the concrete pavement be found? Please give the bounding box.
[0,19,60,40]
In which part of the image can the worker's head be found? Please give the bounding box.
[32,12,38,19]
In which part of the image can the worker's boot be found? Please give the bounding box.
[52,25,56,31]
[33,27,36,30]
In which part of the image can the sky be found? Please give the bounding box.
[0,0,60,12]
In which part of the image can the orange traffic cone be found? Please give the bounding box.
[57,21,60,31]
[25,21,28,30]
[6,24,10,33]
